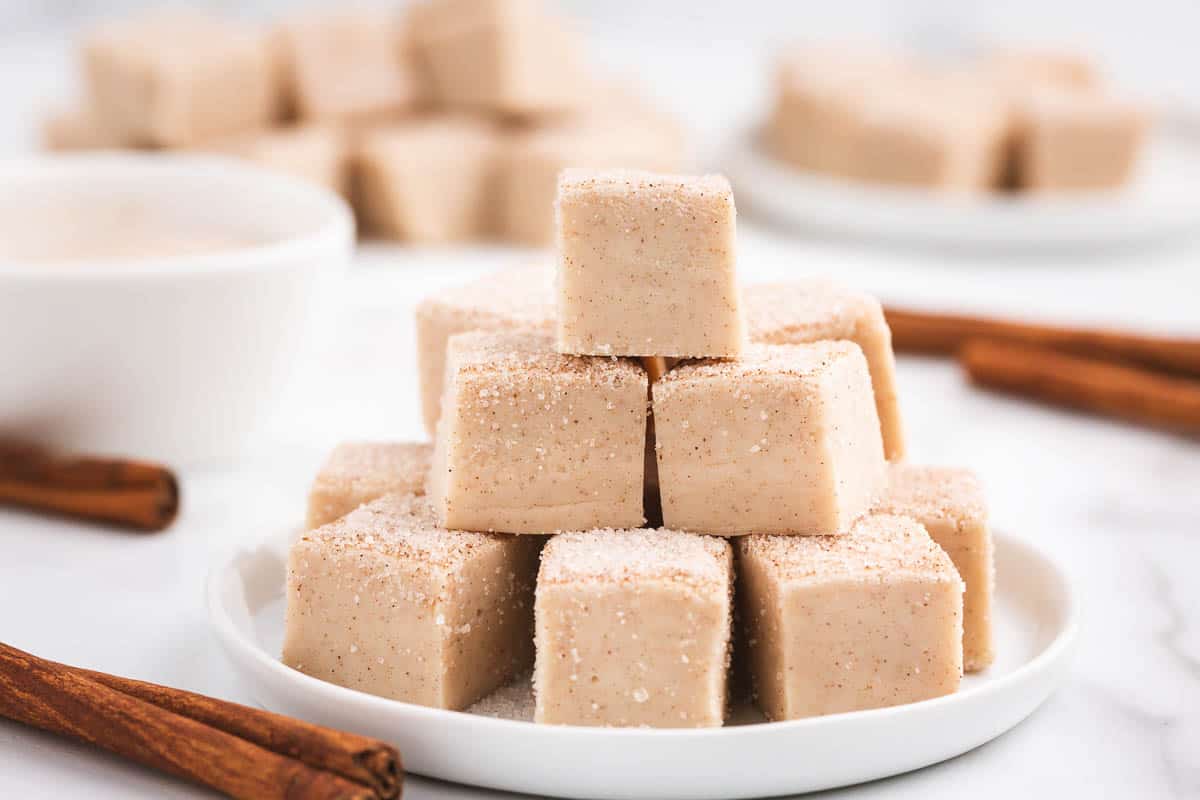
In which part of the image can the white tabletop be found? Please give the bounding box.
[2,21,1200,800]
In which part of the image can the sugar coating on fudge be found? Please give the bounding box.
[534,528,733,727]
[415,263,557,434]
[274,9,417,122]
[284,493,541,709]
[355,116,500,242]
[428,330,647,534]
[83,11,280,147]
[743,279,904,461]
[738,514,963,720]
[555,168,744,358]
[306,441,433,528]
[879,464,994,671]
[653,341,887,536]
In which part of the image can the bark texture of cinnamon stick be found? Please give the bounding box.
[960,339,1200,434]
[0,444,178,531]
[0,642,384,800]
[73,666,401,799]
[886,307,1200,379]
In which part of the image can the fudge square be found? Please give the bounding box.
[534,528,733,727]
[415,262,556,435]
[428,330,647,534]
[306,441,433,529]
[273,9,418,123]
[83,11,280,147]
[743,279,905,461]
[283,493,541,708]
[737,514,963,720]
[653,341,887,536]
[409,0,584,115]
[1013,88,1149,192]
[879,465,995,671]
[556,169,744,358]
[196,125,348,197]
[355,117,499,242]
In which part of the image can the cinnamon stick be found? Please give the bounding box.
[72,665,401,799]
[0,444,178,531]
[0,643,376,799]
[885,307,1200,379]
[960,339,1200,434]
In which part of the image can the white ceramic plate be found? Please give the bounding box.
[207,528,1077,800]
[721,126,1200,250]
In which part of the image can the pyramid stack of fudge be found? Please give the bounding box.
[284,169,995,728]
[43,2,681,246]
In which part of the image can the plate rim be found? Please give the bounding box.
[206,527,1080,742]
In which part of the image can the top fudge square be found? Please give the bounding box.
[555,169,744,358]
[84,11,279,147]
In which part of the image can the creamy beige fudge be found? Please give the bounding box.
[41,106,132,151]
[1012,88,1149,192]
[283,493,541,708]
[765,48,913,177]
[743,279,904,462]
[850,75,1012,191]
[879,465,994,671]
[274,10,418,123]
[534,528,733,727]
[653,341,886,536]
[738,514,963,720]
[409,0,584,115]
[83,11,280,147]
[415,263,556,434]
[306,441,433,529]
[428,330,647,534]
[980,49,1099,92]
[556,169,744,358]
[196,125,348,196]
[356,116,499,242]
[498,118,684,246]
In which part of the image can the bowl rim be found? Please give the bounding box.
[0,152,355,280]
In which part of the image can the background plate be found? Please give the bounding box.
[722,126,1200,251]
[208,529,1078,800]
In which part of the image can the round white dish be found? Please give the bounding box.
[208,527,1078,799]
[0,154,353,464]
[722,126,1200,250]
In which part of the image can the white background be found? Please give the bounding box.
[1,2,1199,798]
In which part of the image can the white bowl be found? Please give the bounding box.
[0,154,353,464]
[208,526,1078,799]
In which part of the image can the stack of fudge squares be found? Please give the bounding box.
[44,2,682,246]
[284,169,995,728]
[764,46,1149,193]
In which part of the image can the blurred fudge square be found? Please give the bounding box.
[196,125,348,196]
[737,514,963,720]
[534,528,733,727]
[306,441,433,529]
[879,465,995,671]
[428,330,647,534]
[979,48,1100,92]
[1013,88,1149,192]
[415,263,556,435]
[499,119,684,247]
[653,342,887,536]
[41,106,134,151]
[555,169,744,358]
[743,278,905,461]
[851,76,1012,191]
[409,0,584,115]
[283,493,541,708]
[765,47,912,177]
[274,9,418,123]
[83,11,280,147]
[355,117,499,242]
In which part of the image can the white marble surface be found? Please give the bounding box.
[2,16,1200,800]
